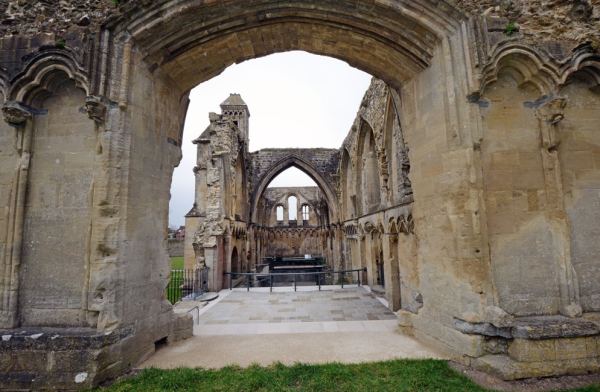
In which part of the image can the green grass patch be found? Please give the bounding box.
[91,360,600,392]
[171,257,184,270]
[166,257,185,304]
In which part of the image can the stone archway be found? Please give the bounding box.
[249,153,341,225]
[231,246,240,274]
[3,0,600,388]
[109,0,466,94]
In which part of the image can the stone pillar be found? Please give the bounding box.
[0,100,33,329]
[534,97,581,317]
[363,234,374,286]
[383,233,401,311]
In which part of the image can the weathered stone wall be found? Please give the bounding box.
[1,0,600,388]
[558,78,600,313]
[258,186,325,258]
[168,239,184,258]
[3,1,599,55]
[108,43,193,375]
[20,77,97,328]
[400,40,489,360]
[482,74,563,316]
[260,187,321,227]
[264,229,323,258]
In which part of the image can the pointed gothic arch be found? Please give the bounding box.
[250,154,340,224]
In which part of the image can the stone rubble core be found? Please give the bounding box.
[0,0,600,389]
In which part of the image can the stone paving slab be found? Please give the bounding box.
[194,319,399,336]
[196,287,396,325]
[138,331,447,370]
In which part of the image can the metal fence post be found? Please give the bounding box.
[294,274,297,292]
[357,270,361,287]
[270,274,273,293]
[341,272,344,289]
[229,273,233,290]
[318,273,321,291]
[247,274,250,291]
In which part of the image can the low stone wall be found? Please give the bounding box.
[0,315,193,390]
[168,239,185,257]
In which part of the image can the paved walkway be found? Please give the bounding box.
[138,286,445,369]
[139,331,446,369]
[194,286,397,335]
[198,287,395,324]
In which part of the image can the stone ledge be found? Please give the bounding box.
[0,328,124,390]
[512,316,600,339]
[454,314,600,340]
[0,327,120,351]
[472,354,600,381]
[509,336,599,362]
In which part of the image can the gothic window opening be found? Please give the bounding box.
[376,252,385,287]
[288,196,298,221]
[276,205,284,221]
[302,205,310,221]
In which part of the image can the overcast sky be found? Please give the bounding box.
[169,51,371,227]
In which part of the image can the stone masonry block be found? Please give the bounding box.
[473,354,600,381]
[555,337,597,360]
[509,336,599,363]
[0,351,47,372]
[509,338,556,362]
[491,151,520,170]
[397,310,415,327]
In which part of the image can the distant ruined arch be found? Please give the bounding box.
[250,154,340,224]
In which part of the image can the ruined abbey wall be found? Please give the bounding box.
[1,0,600,389]
[260,187,324,257]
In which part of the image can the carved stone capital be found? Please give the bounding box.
[85,95,107,123]
[2,101,32,125]
[534,97,567,151]
[535,97,567,125]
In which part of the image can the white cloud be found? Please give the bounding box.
[169,51,371,226]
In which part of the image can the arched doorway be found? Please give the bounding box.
[231,246,240,274]
[377,250,385,288]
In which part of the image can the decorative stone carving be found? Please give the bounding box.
[398,215,415,235]
[399,147,412,197]
[363,221,376,233]
[84,95,107,123]
[535,97,567,151]
[2,100,32,125]
[536,97,567,124]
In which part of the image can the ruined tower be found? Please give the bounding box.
[220,93,250,143]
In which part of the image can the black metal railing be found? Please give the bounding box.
[167,269,208,304]
[223,268,367,292]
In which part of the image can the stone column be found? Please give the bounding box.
[383,232,401,311]
[0,100,33,328]
[534,97,581,317]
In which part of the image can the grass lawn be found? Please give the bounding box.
[94,360,600,392]
[167,257,185,303]
[171,257,184,270]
